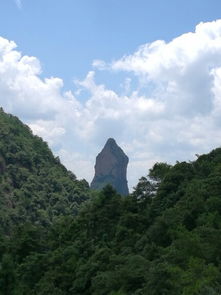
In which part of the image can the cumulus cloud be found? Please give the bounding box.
[111,20,221,118]
[1,20,221,190]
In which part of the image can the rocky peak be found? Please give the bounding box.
[90,138,129,195]
[0,156,5,174]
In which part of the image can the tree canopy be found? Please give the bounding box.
[1,108,221,294]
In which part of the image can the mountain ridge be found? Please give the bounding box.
[0,108,89,233]
[1,108,221,294]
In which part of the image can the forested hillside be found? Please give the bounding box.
[0,108,89,234]
[1,108,221,294]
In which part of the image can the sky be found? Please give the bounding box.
[1,0,221,190]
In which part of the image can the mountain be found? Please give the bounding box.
[3,147,221,294]
[91,138,129,195]
[0,108,89,233]
[1,108,221,294]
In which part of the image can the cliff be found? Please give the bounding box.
[91,138,129,195]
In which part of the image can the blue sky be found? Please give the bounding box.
[1,0,221,88]
[1,0,221,189]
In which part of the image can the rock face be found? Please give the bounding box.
[0,156,5,174]
[90,138,129,195]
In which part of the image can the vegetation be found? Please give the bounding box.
[1,108,221,294]
[0,107,89,234]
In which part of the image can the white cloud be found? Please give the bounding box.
[15,0,22,9]
[92,59,107,70]
[2,20,221,190]
[110,20,221,119]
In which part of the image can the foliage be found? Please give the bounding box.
[1,108,221,294]
[0,108,89,233]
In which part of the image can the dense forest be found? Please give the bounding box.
[1,108,221,294]
[0,107,89,234]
